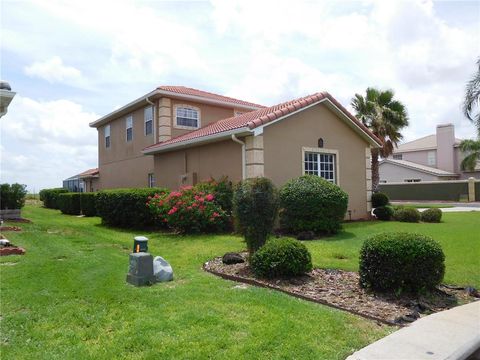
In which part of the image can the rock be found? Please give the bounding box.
[296,231,315,240]
[222,252,244,265]
[465,286,480,298]
[153,256,173,282]
[0,239,11,247]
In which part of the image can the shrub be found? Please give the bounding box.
[80,193,98,217]
[194,177,234,214]
[279,175,348,235]
[39,188,68,209]
[421,208,442,223]
[359,232,445,293]
[0,183,27,210]
[373,205,394,221]
[371,192,389,208]
[233,178,279,254]
[394,207,421,223]
[251,238,312,278]
[58,193,81,215]
[96,188,169,228]
[147,186,229,234]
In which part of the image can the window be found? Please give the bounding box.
[144,106,153,136]
[427,151,436,166]
[148,173,156,188]
[175,106,199,128]
[126,115,133,142]
[393,154,402,160]
[105,124,111,148]
[304,152,336,183]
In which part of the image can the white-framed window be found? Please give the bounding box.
[104,124,111,148]
[175,105,200,129]
[393,154,402,160]
[148,173,156,188]
[427,151,436,166]
[126,115,133,142]
[304,152,336,183]
[144,106,153,136]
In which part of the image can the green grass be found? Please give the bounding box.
[1,205,390,360]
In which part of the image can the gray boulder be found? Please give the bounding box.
[222,252,245,265]
[153,256,173,282]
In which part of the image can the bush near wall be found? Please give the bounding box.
[279,175,348,235]
[57,192,98,216]
[194,177,234,214]
[39,188,69,209]
[371,192,389,208]
[394,207,421,223]
[421,208,443,223]
[0,183,28,210]
[96,188,169,228]
[81,193,98,217]
[359,232,445,293]
[373,205,394,221]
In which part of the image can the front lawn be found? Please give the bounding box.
[1,205,478,359]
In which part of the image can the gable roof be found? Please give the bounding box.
[394,134,462,153]
[89,86,264,128]
[143,92,382,154]
[380,159,458,177]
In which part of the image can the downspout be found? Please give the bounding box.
[145,97,156,142]
[231,134,246,180]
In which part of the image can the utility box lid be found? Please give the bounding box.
[134,236,148,242]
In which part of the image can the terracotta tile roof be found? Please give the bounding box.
[157,86,265,109]
[78,168,99,177]
[144,92,382,153]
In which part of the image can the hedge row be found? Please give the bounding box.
[39,188,69,209]
[57,193,98,216]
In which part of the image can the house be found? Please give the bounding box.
[379,124,480,183]
[62,168,99,192]
[90,86,382,220]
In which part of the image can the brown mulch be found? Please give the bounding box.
[204,252,478,326]
[5,218,31,223]
[0,226,22,232]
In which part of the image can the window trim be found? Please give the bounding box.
[174,104,201,130]
[301,147,340,185]
[144,106,153,136]
[148,173,156,188]
[126,115,133,142]
[104,124,111,149]
[393,154,402,160]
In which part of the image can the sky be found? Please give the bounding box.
[1,0,479,192]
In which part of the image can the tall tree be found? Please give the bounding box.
[351,88,409,191]
[460,58,480,172]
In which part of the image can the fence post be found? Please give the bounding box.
[468,177,476,202]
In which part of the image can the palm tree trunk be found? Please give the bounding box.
[371,148,380,192]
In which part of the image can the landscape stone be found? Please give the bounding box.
[222,252,245,265]
[153,256,173,282]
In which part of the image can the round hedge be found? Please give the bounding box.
[394,207,421,222]
[373,205,394,221]
[421,208,442,223]
[371,192,389,208]
[359,232,445,293]
[279,175,348,235]
[251,238,312,278]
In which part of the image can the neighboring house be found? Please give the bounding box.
[379,123,480,182]
[62,168,99,192]
[90,86,382,219]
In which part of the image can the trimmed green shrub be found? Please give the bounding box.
[251,238,313,278]
[373,205,394,221]
[194,177,234,214]
[96,188,169,228]
[39,188,69,209]
[279,175,348,235]
[0,183,27,210]
[80,193,98,217]
[421,208,442,223]
[394,207,421,223]
[58,193,81,215]
[233,178,279,254]
[359,232,445,293]
[371,192,389,208]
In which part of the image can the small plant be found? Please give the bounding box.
[359,232,445,293]
[394,207,421,222]
[39,188,69,209]
[371,192,389,208]
[0,183,27,210]
[233,178,279,254]
[279,175,348,235]
[251,238,312,278]
[373,205,394,221]
[421,208,442,223]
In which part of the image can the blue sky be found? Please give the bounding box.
[1,0,479,191]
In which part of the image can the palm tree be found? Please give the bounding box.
[351,88,409,191]
[460,139,480,171]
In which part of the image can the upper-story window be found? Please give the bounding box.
[393,154,402,160]
[105,124,111,148]
[427,151,436,166]
[144,106,153,136]
[175,105,200,129]
[126,115,133,142]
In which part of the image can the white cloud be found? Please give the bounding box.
[24,56,82,84]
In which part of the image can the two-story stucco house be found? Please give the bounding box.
[379,123,480,183]
[90,86,382,220]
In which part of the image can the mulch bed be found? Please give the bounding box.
[5,218,31,223]
[204,252,479,326]
[0,226,22,232]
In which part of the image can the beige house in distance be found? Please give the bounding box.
[90,86,382,220]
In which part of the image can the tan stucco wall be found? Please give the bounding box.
[398,150,436,167]
[154,139,242,189]
[98,155,154,189]
[263,103,371,219]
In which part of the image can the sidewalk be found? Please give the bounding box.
[347,301,480,360]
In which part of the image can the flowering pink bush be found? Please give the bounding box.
[147,186,229,234]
